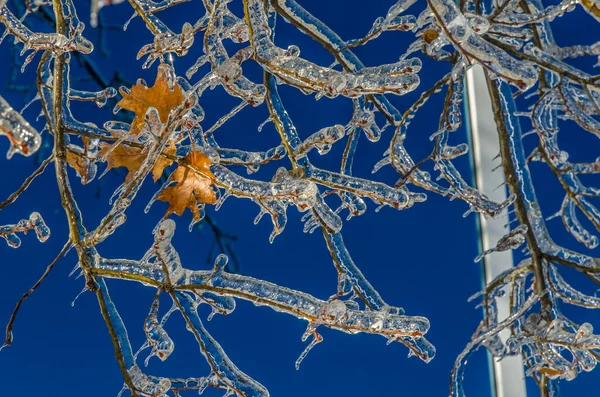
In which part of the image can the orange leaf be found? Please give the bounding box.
[67,150,92,183]
[99,141,175,183]
[118,65,185,136]
[66,138,94,184]
[156,151,217,221]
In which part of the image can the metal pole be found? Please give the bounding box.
[465,64,527,397]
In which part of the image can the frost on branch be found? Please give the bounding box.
[1,0,600,395]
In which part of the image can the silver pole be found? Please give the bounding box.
[465,64,527,397]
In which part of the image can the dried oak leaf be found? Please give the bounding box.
[156,151,217,221]
[118,65,185,136]
[67,150,92,183]
[99,141,175,183]
[66,138,95,184]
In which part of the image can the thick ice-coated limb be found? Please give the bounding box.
[96,278,136,368]
[295,125,345,157]
[210,165,318,241]
[96,277,174,397]
[69,87,117,107]
[95,257,431,345]
[307,165,425,210]
[264,74,302,157]
[94,219,434,363]
[93,221,431,355]
[244,0,421,98]
[322,231,435,362]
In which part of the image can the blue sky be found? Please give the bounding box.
[0,0,599,396]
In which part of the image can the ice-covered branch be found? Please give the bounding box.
[0,212,49,248]
[2,0,600,395]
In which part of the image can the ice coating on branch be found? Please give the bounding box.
[215,145,286,174]
[0,0,93,64]
[474,225,528,262]
[143,295,175,365]
[97,225,433,366]
[198,0,266,106]
[295,125,345,156]
[139,219,186,283]
[212,165,318,241]
[138,22,195,68]
[198,290,236,320]
[127,365,171,396]
[6,0,600,394]
[547,264,600,308]
[507,316,599,381]
[175,291,270,396]
[0,212,50,248]
[302,194,343,234]
[306,165,425,210]
[344,0,417,48]
[0,94,41,159]
[428,0,538,89]
[246,0,422,98]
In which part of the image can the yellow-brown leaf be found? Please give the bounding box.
[118,65,185,136]
[66,138,94,184]
[67,150,91,183]
[99,141,175,183]
[156,151,217,221]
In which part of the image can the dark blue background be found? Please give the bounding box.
[0,1,598,396]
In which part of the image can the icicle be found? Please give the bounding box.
[295,332,322,370]
[144,295,175,366]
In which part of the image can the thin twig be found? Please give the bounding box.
[0,154,54,212]
[3,239,72,348]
